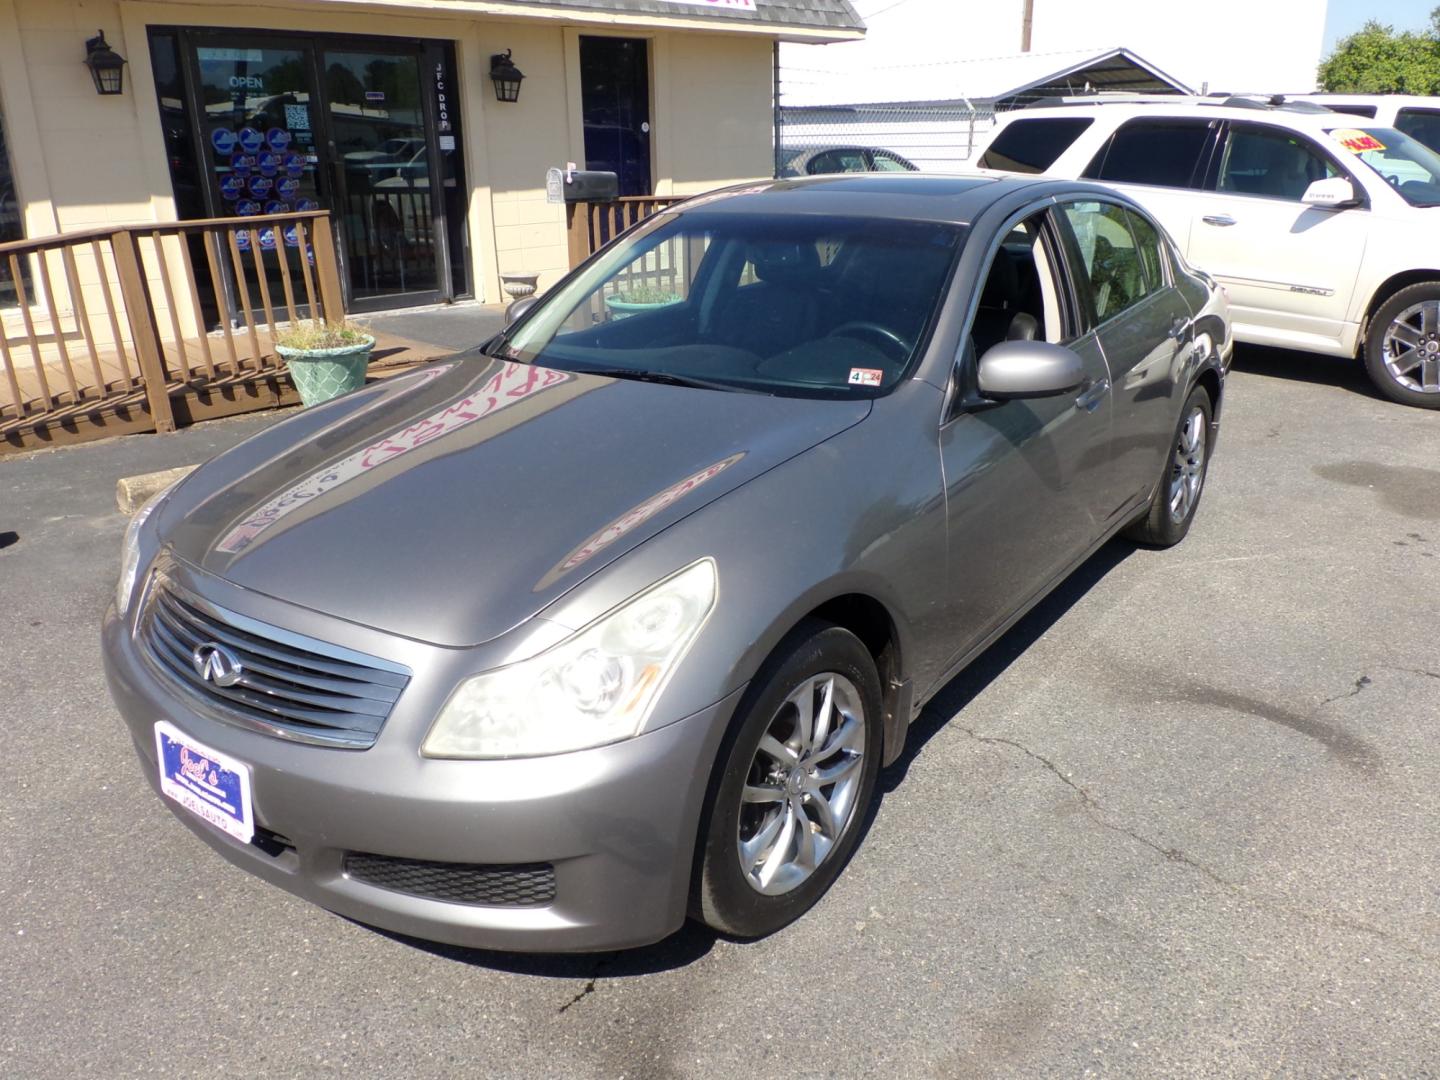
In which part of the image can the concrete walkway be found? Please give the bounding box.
[362,301,507,355]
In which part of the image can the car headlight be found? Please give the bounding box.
[116,483,178,615]
[422,559,717,759]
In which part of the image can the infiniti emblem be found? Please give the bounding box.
[191,642,244,688]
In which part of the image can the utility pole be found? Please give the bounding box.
[1021,0,1034,52]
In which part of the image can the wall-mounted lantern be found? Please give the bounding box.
[83,30,127,96]
[489,50,525,103]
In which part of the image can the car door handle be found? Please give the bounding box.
[1075,377,1110,412]
[1202,214,1236,227]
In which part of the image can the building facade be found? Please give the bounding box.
[0,0,863,317]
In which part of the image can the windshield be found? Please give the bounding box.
[1326,126,1440,207]
[497,211,965,398]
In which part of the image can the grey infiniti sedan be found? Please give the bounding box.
[103,175,1229,952]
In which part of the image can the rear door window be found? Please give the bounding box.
[977,118,1093,173]
[1082,119,1214,188]
[1124,208,1168,294]
[1057,200,1150,325]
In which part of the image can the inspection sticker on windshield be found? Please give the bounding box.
[1331,128,1386,153]
[154,721,254,843]
[848,368,884,387]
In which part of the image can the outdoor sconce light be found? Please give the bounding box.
[83,30,127,96]
[489,49,525,103]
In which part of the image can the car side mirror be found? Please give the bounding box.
[505,294,540,326]
[1301,176,1361,208]
[976,340,1086,400]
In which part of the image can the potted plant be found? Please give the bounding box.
[604,285,682,320]
[272,320,376,407]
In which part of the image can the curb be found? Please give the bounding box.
[116,465,195,516]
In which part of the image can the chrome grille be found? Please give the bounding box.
[139,576,410,749]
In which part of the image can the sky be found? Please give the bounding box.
[1323,0,1435,51]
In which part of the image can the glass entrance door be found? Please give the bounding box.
[171,30,461,313]
[321,47,441,307]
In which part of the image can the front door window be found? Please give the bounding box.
[1217,125,1338,201]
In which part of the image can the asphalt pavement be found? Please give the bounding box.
[1,346,1438,1079]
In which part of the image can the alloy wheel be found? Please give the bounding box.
[736,673,867,896]
[1169,407,1207,524]
[1382,301,1440,393]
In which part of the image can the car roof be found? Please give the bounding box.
[667,173,1116,225]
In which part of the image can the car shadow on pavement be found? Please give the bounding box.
[1229,344,1379,399]
[360,912,721,978]
[880,537,1136,793]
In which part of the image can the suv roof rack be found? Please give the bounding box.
[1021,92,1338,115]
[1211,93,1336,113]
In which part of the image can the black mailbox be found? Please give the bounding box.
[563,170,619,203]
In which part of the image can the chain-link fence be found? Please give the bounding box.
[775,101,998,178]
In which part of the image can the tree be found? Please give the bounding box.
[1317,16,1440,94]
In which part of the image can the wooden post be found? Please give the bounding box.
[110,228,176,434]
[566,203,590,271]
[307,214,345,324]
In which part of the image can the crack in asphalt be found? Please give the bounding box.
[557,958,611,1014]
[1320,674,1373,706]
[955,725,1436,962]
[956,726,1231,889]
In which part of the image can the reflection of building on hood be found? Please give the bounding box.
[215,362,577,555]
[533,452,745,592]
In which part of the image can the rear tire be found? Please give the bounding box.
[1364,283,1440,408]
[1123,385,1213,548]
[692,620,882,939]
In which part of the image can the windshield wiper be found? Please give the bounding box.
[570,366,771,395]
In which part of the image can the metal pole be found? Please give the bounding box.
[773,40,782,178]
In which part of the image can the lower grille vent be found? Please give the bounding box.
[342,853,557,907]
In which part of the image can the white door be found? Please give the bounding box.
[1185,122,1370,352]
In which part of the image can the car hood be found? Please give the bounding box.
[158,356,869,647]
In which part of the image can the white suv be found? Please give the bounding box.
[970,97,1440,407]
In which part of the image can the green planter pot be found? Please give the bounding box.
[276,336,375,407]
[605,295,681,320]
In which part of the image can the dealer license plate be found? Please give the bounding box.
[153,721,254,843]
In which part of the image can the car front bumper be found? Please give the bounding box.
[102,605,741,953]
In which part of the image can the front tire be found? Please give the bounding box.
[693,621,883,939]
[1364,283,1440,408]
[1124,384,1213,548]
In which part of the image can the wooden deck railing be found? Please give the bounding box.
[565,195,688,269]
[0,211,344,454]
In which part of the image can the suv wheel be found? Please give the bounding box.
[1364,283,1440,408]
